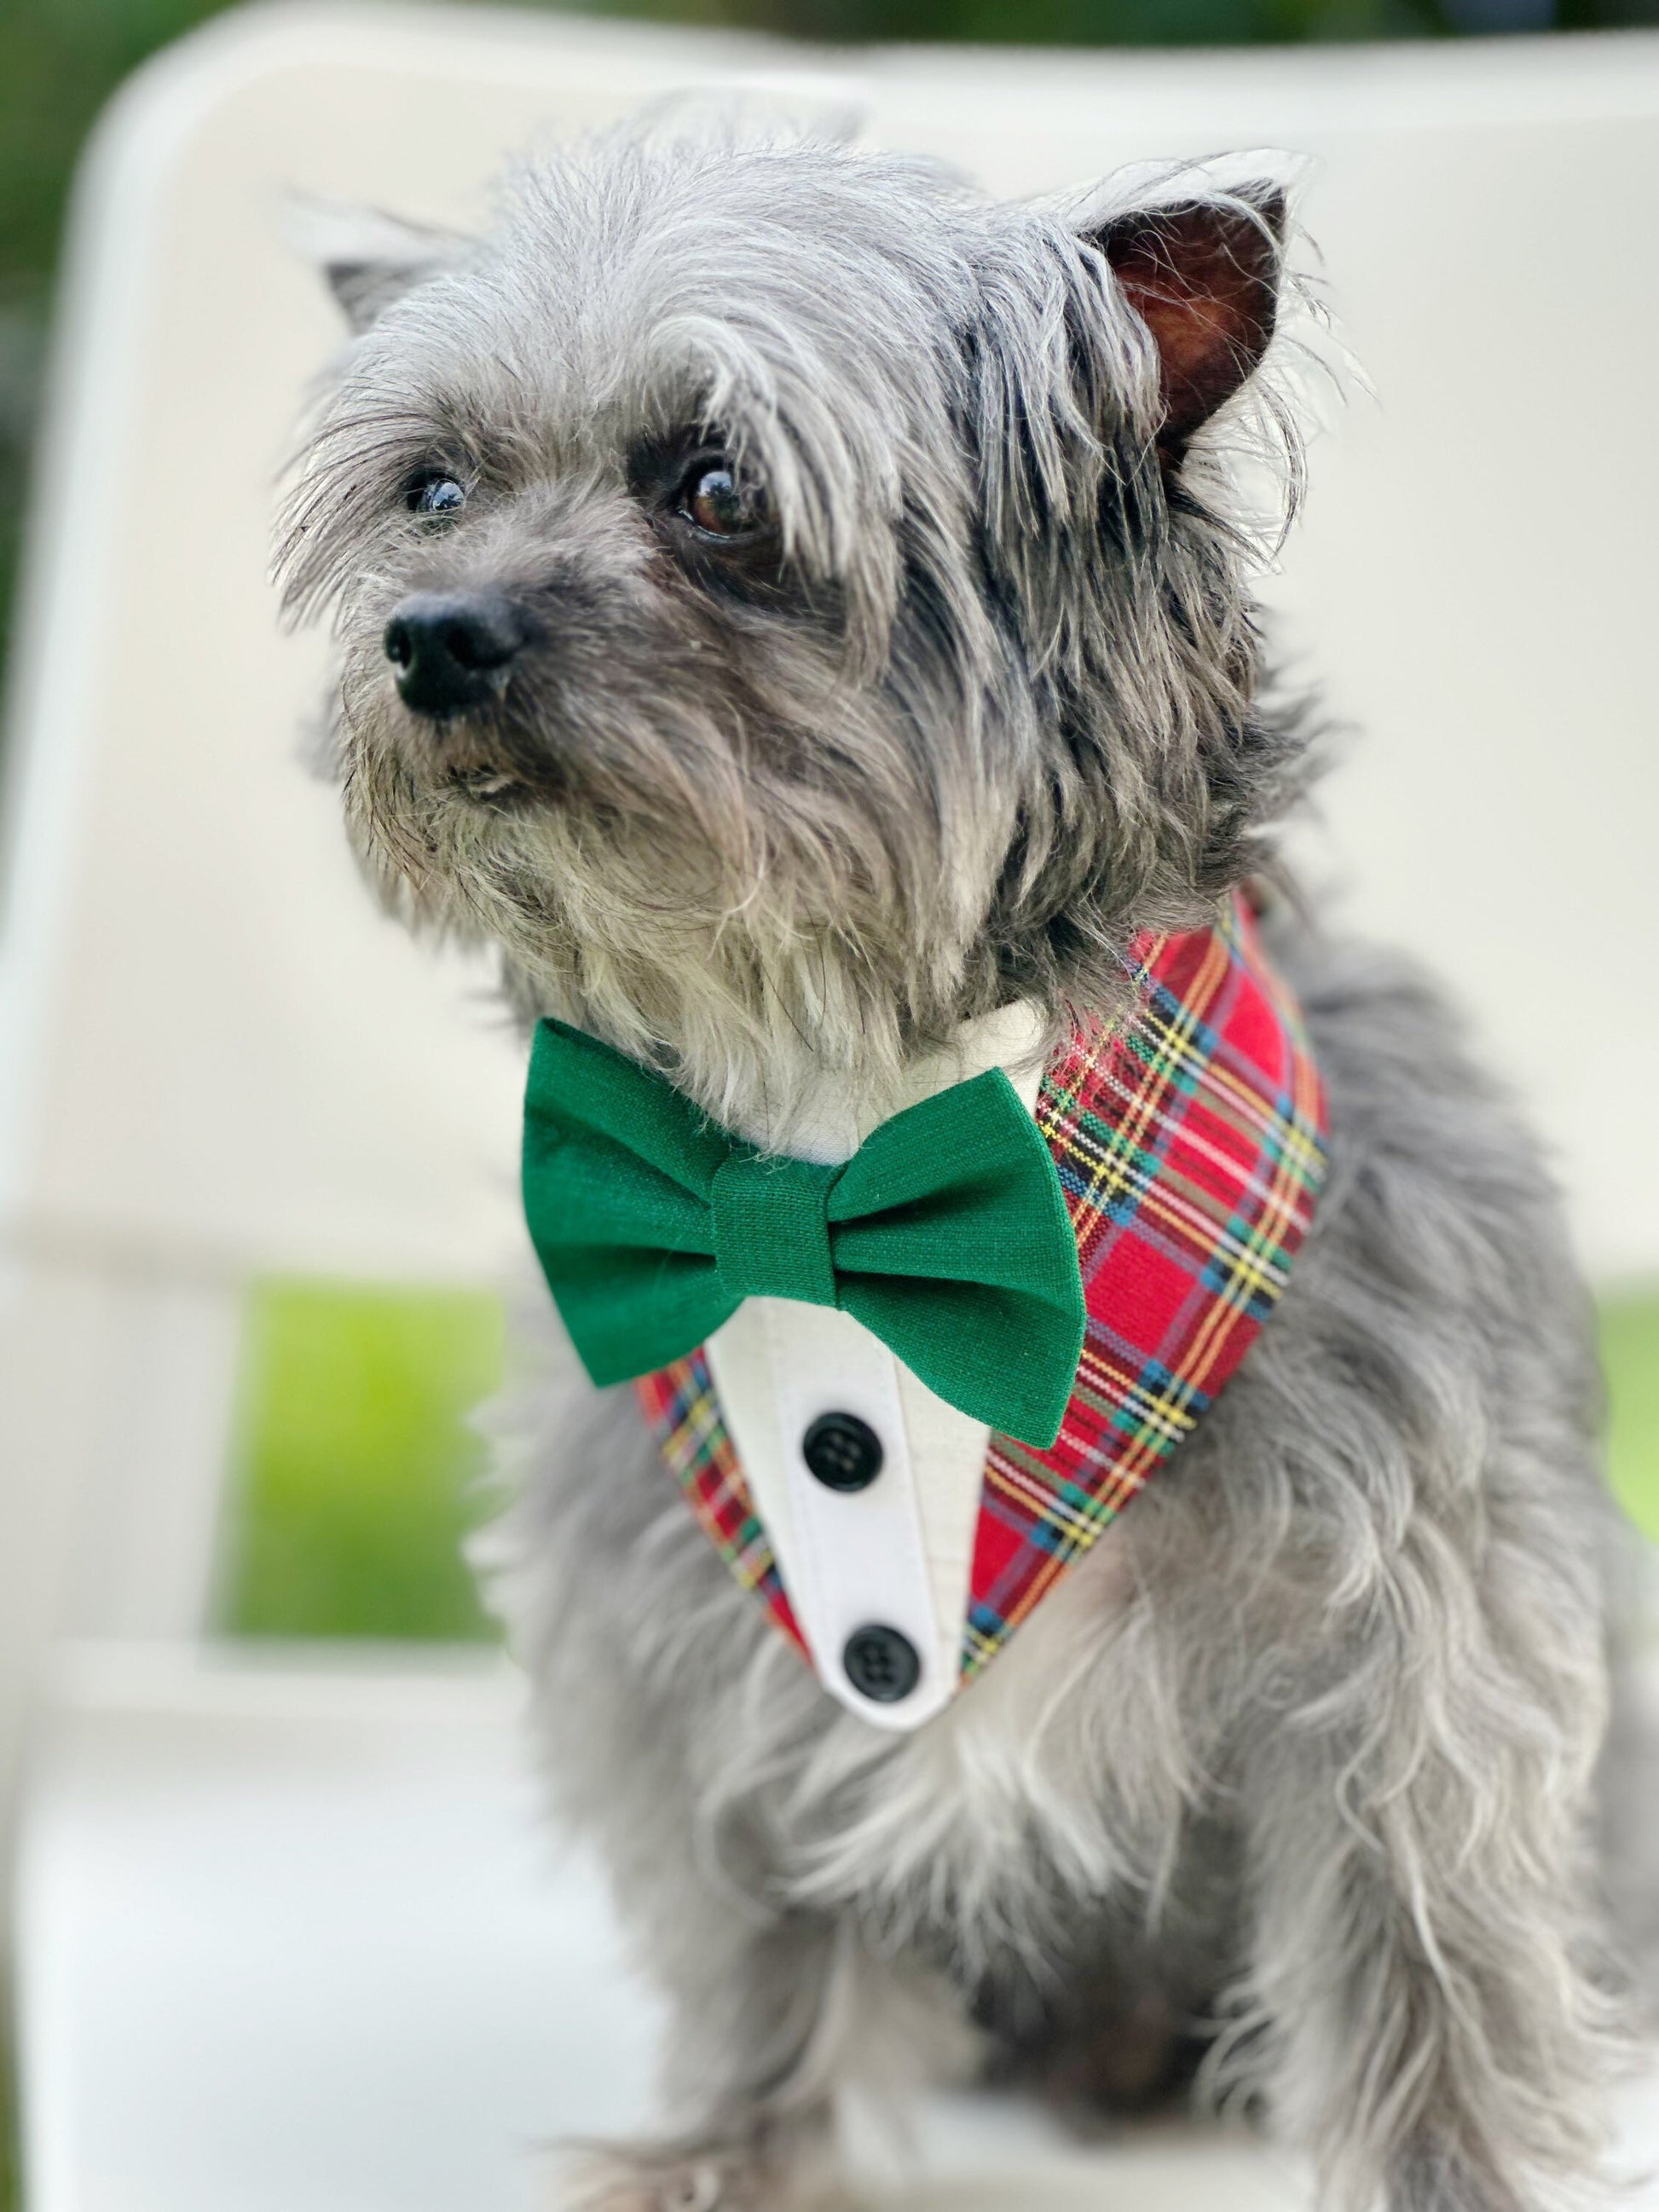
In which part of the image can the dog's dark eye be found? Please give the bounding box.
[408,475,466,519]
[679,462,763,540]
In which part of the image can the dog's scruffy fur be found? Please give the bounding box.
[280,111,1650,2212]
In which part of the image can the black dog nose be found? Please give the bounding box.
[384,591,526,719]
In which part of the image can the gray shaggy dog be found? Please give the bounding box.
[279,110,1650,2212]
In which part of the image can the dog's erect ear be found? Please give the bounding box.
[287,200,469,334]
[1087,188,1286,450]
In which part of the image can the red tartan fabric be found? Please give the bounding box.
[633,891,1327,1685]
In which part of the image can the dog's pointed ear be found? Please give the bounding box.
[1084,186,1286,452]
[287,199,468,334]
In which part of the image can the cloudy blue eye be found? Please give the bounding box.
[408,475,465,518]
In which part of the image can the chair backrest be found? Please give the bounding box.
[3,0,1658,1864]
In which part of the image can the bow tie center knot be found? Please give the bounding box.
[710,1153,839,1308]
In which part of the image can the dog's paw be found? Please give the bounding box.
[559,2143,834,2212]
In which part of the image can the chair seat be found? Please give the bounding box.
[17,1646,661,2212]
[15,1643,1658,2212]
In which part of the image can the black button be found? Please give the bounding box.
[842,1623,921,1705]
[801,1411,883,1493]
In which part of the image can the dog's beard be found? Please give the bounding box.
[332,668,1038,1146]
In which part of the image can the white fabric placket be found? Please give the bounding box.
[704,1002,1049,1730]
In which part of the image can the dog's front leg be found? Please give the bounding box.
[563,1908,973,2211]
[1234,1628,1620,2210]
[560,1903,842,2212]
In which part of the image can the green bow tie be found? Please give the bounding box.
[521,1019,1086,1449]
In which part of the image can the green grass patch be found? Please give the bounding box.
[220,1279,504,1642]
[1603,1288,1659,1544]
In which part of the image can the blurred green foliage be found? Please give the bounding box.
[0,0,234,674]
[646,0,1447,37]
[1604,1291,1659,1544]
[221,1278,503,1641]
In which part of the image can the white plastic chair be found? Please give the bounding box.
[2,7,1656,2206]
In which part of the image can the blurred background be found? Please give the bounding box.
[2,4,1657,2209]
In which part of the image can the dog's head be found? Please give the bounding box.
[278,117,1306,1128]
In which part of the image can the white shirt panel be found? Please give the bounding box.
[705,1002,1049,1730]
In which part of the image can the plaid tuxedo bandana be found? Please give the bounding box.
[633,892,1328,1687]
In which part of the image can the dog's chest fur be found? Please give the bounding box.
[494,1311,1255,1981]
